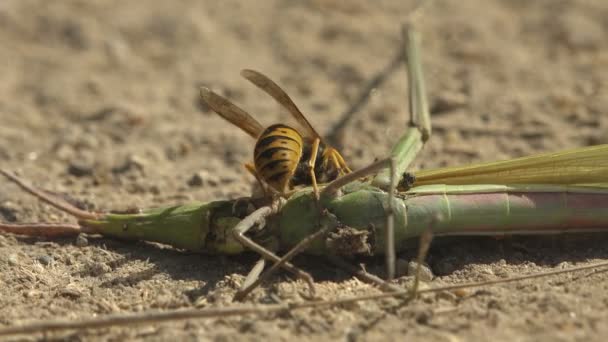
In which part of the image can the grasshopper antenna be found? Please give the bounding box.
[0,169,100,220]
[0,222,83,237]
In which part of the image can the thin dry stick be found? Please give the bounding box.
[327,255,405,294]
[0,169,100,220]
[3,260,607,337]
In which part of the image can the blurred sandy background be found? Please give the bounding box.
[1,0,607,340]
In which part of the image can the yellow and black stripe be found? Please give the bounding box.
[253,124,303,193]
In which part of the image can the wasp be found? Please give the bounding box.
[200,69,351,198]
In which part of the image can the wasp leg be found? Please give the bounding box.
[306,137,321,201]
[323,148,351,178]
[244,163,270,198]
[331,149,352,174]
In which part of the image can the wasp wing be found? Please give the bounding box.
[200,87,264,139]
[240,69,322,141]
[414,144,608,186]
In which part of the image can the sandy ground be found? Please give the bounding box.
[1,0,608,340]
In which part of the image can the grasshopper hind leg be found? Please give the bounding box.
[231,204,316,301]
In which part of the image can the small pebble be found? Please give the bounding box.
[187,172,204,187]
[37,255,54,266]
[7,253,19,266]
[68,160,94,177]
[0,202,18,222]
[127,154,147,170]
[407,261,434,282]
[112,154,147,174]
[187,170,219,187]
[59,288,82,299]
[220,175,237,184]
[435,290,458,302]
[75,234,88,247]
[452,288,469,298]
[487,299,502,310]
[432,91,468,113]
[86,262,111,276]
[494,268,510,278]
[415,310,432,324]
[24,290,42,299]
[479,266,495,276]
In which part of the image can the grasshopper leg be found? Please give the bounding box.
[240,158,397,301]
[385,157,397,280]
[322,24,431,280]
[240,258,266,293]
[323,157,398,280]
[322,158,393,197]
[234,210,337,301]
[231,204,316,301]
[372,24,431,190]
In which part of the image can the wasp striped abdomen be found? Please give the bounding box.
[254,124,304,193]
